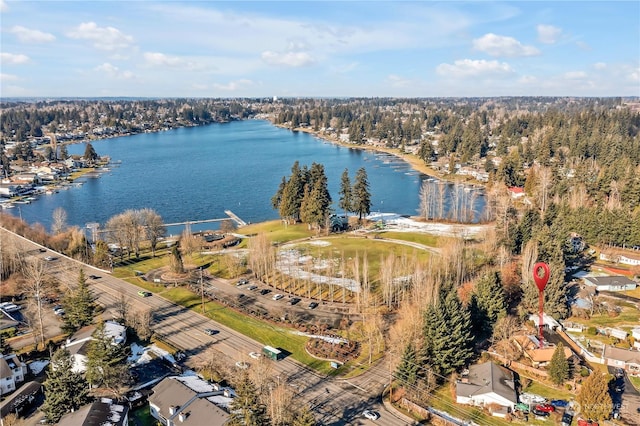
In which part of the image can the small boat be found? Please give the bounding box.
[1,203,15,209]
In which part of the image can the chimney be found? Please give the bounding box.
[179,412,188,422]
[169,406,177,415]
[223,389,231,398]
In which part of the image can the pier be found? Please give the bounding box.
[164,210,247,228]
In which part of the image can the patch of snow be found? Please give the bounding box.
[366,212,490,238]
[307,240,331,247]
[28,360,50,375]
[276,249,359,292]
[127,343,175,365]
[293,331,348,344]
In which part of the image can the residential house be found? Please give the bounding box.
[455,362,517,412]
[513,335,577,368]
[0,381,42,418]
[583,276,637,292]
[58,398,129,426]
[0,353,28,395]
[149,376,232,426]
[632,327,640,350]
[508,187,525,199]
[65,321,126,373]
[601,345,640,375]
[600,250,640,266]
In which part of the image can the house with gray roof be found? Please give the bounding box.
[149,376,231,426]
[456,361,517,410]
[58,398,129,426]
[602,345,640,376]
[583,276,637,292]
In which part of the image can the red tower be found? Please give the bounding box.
[533,262,550,349]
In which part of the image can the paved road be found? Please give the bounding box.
[4,228,416,425]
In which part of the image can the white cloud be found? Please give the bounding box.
[261,50,315,67]
[628,67,640,82]
[472,33,540,57]
[386,74,412,88]
[0,73,19,82]
[10,26,56,43]
[518,75,538,84]
[212,79,254,91]
[563,71,587,79]
[1,52,30,65]
[0,0,8,12]
[94,63,134,80]
[537,24,562,44]
[143,52,205,71]
[436,59,514,78]
[67,22,134,51]
[593,62,607,70]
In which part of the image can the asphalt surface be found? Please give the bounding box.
[3,228,416,426]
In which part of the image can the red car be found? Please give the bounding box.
[577,420,599,426]
[535,403,555,413]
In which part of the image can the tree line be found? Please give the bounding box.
[271,162,372,228]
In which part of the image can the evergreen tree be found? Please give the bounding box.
[83,142,99,163]
[41,348,90,424]
[271,176,287,210]
[170,244,184,274]
[352,167,371,220]
[85,322,129,394]
[338,168,352,216]
[228,371,269,426]
[0,332,10,354]
[62,270,95,333]
[395,342,419,385]
[58,144,69,160]
[548,342,570,385]
[474,271,507,337]
[576,371,613,421]
[291,406,316,426]
[279,162,305,223]
[422,291,474,378]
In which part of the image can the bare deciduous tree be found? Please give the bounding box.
[51,207,68,235]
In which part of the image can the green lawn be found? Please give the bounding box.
[374,231,440,247]
[128,404,156,426]
[522,380,573,401]
[237,220,315,243]
[160,287,337,375]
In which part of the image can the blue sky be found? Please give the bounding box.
[1,1,638,98]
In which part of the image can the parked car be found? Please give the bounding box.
[289,297,301,305]
[249,352,262,359]
[535,403,555,413]
[614,368,624,378]
[235,361,249,370]
[362,410,380,420]
[88,274,101,279]
[532,407,550,418]
[561,412,573,426]
[204,329,219,336]
[138,290,152,297]
[53,307,65,316]
[272,294,284,301]
[259,289,271,295]
[38,248,47,253]
[514,402,529,413]
[551,399,569,408]
[247,285,258,291]
[44,256,56,261]
[237,278,249,286]
[308,302,319,309]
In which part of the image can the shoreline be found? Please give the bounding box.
[271,122,483,187]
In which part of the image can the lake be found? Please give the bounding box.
[9,120,485,233]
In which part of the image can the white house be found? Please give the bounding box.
[65,321,126,373]
[632,327,640,350]
[0,353,27,395]
[583,276,637,292]
[456,362,517,410]
[602,345,640,375]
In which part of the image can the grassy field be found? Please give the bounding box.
[374,231,440,247]
[237,220,315,243]
[522,379,573,401]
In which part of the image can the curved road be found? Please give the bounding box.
[3,228,416,426]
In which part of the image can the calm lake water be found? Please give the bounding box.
[10,120,485,233]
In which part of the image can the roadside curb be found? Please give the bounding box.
[382,387,420,425]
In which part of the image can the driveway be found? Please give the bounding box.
[607,366,640,425]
